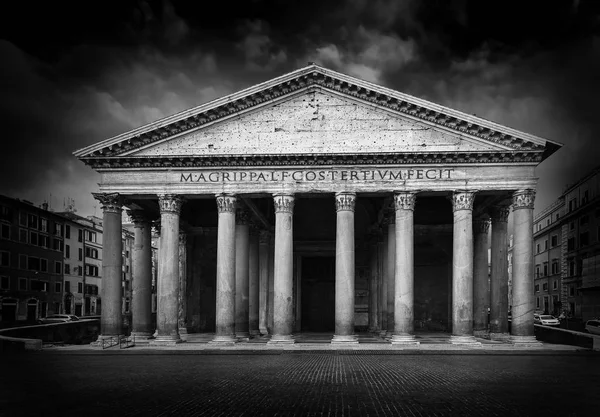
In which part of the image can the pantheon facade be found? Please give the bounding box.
[75,64,561,346]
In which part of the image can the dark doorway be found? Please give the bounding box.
[301,257,335,332]
[85,297,91,315]
[75,304,82,316]
[27,300,38,321]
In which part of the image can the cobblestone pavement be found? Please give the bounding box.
[2,352,599,417]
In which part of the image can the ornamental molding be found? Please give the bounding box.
[158,194,184,214]
[473,217,491,234]
[335,192,356,212]
[489,206,511,223]
[451,192,476,212]
[92,192,123,214]
[75,65,560,163]
[216,194,237,213]
[512,189,535,210]
[82,152,544,169]
[394,192,416,211]
[236,209,250,225]
[273,194,294,214]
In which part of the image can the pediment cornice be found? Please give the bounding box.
[74,64,562,162]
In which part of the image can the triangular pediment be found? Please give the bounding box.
[129,90,509,157]
[74,64,562,165]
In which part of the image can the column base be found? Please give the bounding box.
[331,335,359,344]
[489,332,511,341]
[390,334,420,345]
[236,333,250,342]
[510,335,543,347]
[149,335,182,346]
[267,334,295,345]
[249,329,261,337]
[259,327,268,335]
[209,335,238,345]
[130,332,154,343]
[379,330,387,338]
[473,330,489,338]
[450,335,482,346]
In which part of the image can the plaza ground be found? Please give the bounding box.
[2,348,599,416]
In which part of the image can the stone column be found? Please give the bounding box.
[248,226,260,336]
[151,219,161,336]
[268,194,295,344]
[391,192,420,345]
[368,236,379,333]
[92,193,123,341]
[489,206,511,340]
[376,240,384,333]
[234,209,250,341]
[511,190,541,346]
[386,213,396,338]
[210,194,238,345]
[379,225,388,337]
[472,217,490,338]
[128,210,153,341]
[150,194,184,345]
[258,231,270,335]
[267,234,275,334]
[450,192,480,345]
[332,192,358,344]
[178,231,188,340]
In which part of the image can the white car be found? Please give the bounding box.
[585,319,600,335]
[38,314,80,324]
[533,314,560,326]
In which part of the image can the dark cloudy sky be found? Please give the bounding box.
[0,0,599,217]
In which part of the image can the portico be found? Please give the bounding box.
[75,64,561,346]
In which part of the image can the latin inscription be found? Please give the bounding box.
[180,169,455,183]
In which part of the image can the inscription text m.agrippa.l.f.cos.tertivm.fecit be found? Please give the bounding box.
[180,168,455,183]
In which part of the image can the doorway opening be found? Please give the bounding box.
[301,256,335,332]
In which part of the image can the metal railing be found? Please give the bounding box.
[100,335,135,349]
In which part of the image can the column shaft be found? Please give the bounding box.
[386,218,396,337]
[268,194,295,344]
[211,194,237,344]
[368,241,379,332]
[511,190,539,344]
[267,236,275,334]
[379,231,388,336]
[128,211,153,339]
[234,210,250,340]
[178,232,187,339]
[249,229,260,336]
[490,207,510,338]
[93,193,123,339]
[472,217,490,337]
[258,231,270,335]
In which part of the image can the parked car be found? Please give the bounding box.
[585,319,600,335]
[533,314,560,326]
[38,314,80,324]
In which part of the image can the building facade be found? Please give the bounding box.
[0,195,65,323]
[74,64,561,345]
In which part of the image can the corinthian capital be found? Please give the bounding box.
[489,205,511,223]
[127,209,151,228]
[158,194,184,214]
[473,217,491,234]
[451,191,475,212]
[236,209,250,225]
[335,192,356,212]
[92,192,123,214]
[216,194,237,213]
[273,194,294,214]
[394,192,416,211]
[259,230,271,244]
[512,189,535,210]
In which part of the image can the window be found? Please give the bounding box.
[77,266,82,276]
[1,223,10,239]
[65,245,70,259]
[583,190,589,204]
[536,243,540,254]
[580,232,589,246]
[124,298,130,313]
[543,283,548,291]
[556,213,560,221]
[0,250,10,267]
[569,198,577,212]
[19,254,26,269]
[28,214,38,228]
[78,248,83,261]
[55,282,61,293]
[40,258,47,272]
[536,297,540,308]
[19,228,27,243]
[0,276,9,290]
[546,219,550,226]
[54,261,62,274]
[551,235,558,247]
[65,264,70,275]
[87,231,97,243]
[0,205,10,221]
[552,260,559,275]
[38,235,48,248]
[544,240,548,251]
[52,238,63,251]
[77,282,83,293]
[570,286,575,296]
[543,263,548,277]
[581,215,589,226]
[535,284,540,292]
[30,231,38,246]
[553,280,558,290]
[65,280,70,293]
[19,211,27,226]
[18,277,27,290]
[535,265,540,278]
[126,250,130,258]
[85,264,99,277]
[569,260,576,276]
[31,280,48,292]
[78,229,83,242]
[54,223,63,237]
[40,218,48,232]
[567,238,575,251]
[27,257,39,271]
[65,224,70,239]
[570,222,575,231]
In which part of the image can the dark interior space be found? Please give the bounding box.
[301,256,336,332]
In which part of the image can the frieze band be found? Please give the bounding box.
[335,192,356,212]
